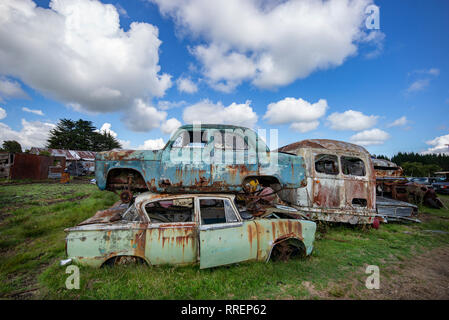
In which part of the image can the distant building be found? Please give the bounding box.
[29,148,96,176]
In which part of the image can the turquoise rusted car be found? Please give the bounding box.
[63,193,316,269]
[95,124,306,201]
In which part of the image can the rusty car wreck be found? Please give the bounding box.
[95,124,306,202]
[63,193,316,269]
[277,139,377,225]
[373,158,443,209]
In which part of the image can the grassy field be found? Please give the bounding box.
[0,181,448,299]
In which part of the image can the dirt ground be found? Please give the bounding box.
[301,246,449,300]
[363,246,449,299]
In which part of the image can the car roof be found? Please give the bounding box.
[178,124,251,131]
[134,192,235,205]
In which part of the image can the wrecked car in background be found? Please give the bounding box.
[63,193,316,269]
[373,158,443,209]
[433,172,449,195]
[277,139,377,225]
[95,124,306,203]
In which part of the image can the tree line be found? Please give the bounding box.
[0,118,121,153]
[374,152,449,177]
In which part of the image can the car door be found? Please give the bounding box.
[197,196,257,269]
[312,152,344,208]
[209,129,258,188]
[143,197,198,265]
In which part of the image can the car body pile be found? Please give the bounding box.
[62,124,429,268]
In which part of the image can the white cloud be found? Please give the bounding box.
[95,122,133,149]
[183,99,258,128]
[290,121,320,133]
[387,116,408,128]
[350,128,390,146]
[0,77,29,100]
[327,109,378,131]
[122,99,167,132]
[153,0,381,90]
[0,118,55,149]
[136,138,165,150]
[263,97,327,132]
[22,107,44,116]
[161,118,182,135]
[176,77,198,94]
[0,0,171,118]
[97,122,117,138]
[0,107,6,120]
[406,79,430,93]
[422,134,449,155]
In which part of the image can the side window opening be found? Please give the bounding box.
[341,156,366,176]
[213,131,248,150]
[172,130,208,148]
[145,198,194,223]
[315,154,339,175]
[199,199,239,225]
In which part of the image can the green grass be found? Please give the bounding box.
[1,182,449,299]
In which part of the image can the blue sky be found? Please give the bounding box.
[0,0,448,156]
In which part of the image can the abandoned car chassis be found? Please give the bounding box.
[64,193,316,269]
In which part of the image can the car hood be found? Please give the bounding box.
[76,203,129,226]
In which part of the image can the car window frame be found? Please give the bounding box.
[196,196,242,226]
[140,197,198,224]
[314,153,340,176]
[340,155,366,177]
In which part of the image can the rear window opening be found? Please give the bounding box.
[341,156,366,176]
[145,198,194,223]
[315,154,339,175]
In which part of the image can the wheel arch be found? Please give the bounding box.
[101,254,150,267]
[266,236,306,262]
[106,167,147,191]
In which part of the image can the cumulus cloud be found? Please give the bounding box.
[387,116,408,128]
[0,107,6,120]
[95,122,133,149]
[0,0,171,116]
[136,138,165,150]
[350,128,390,146]
[152,0,381,91]
[263,98,327,132]
[183,99,258,128]
[422,134,449,155]
[161,118,182,135]
[290,121,320,133]
[96,122,117,138]
[176,77,198,94]
[327,110,378,131]
[0,119,55,149]
[0,77,29,101]
[22,107,44,116]
[122,99,167,132]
